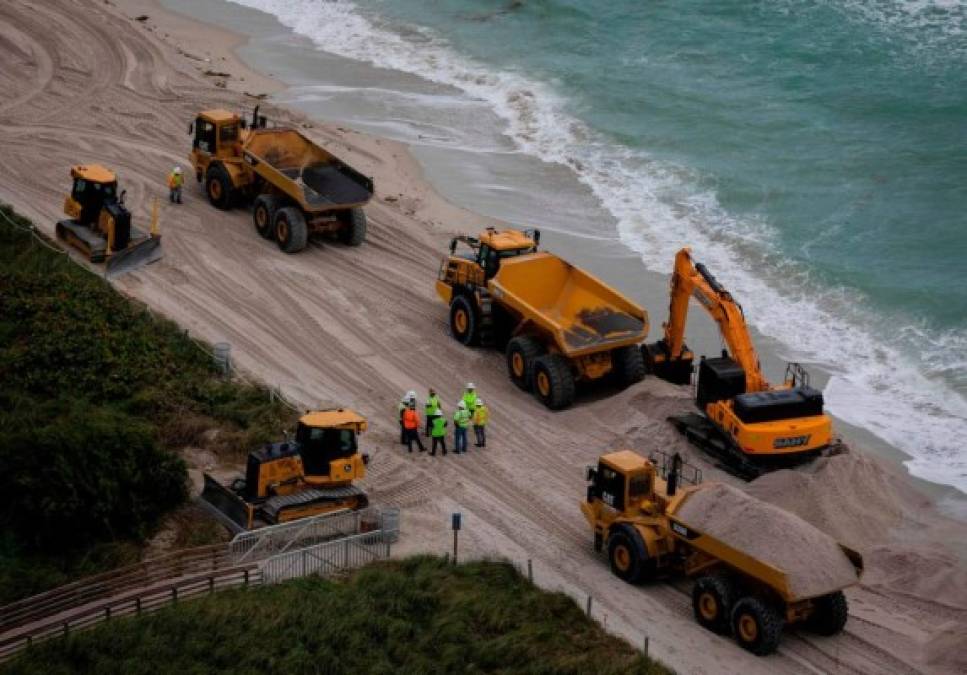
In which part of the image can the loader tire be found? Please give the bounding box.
[612,344,646,388]
[274,207,308,254]
[205,165,234,210]
[506,336,543,390]
[731,596,783,656]
[338,207,367,246]
[693,574,735,635]
[449,294,478,346]
[805,591,848,636]
[533,353,575,409]
[253,194,283,240]
[607,526,650,584]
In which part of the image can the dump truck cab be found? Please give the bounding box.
[190,109,246,180]
[201,408,370,532]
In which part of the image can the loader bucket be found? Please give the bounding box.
[105,236,162,279]
[199,473,252,534]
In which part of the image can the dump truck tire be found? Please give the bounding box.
[253,194,283,240]
[693,574,735,635]
[805,591,848,636]
[533,353,575,409]
[449,294,479,346]
[506,336,543,390]
[274,207,308,254]
[607,526,650,583]
[338,207,367,246]
[205,165,234,210]
[731,596,783,656]
[612,344,646,387]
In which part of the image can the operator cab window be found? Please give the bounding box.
[219,122,239,144]
[597,465,626,511]
[194,118,216,153]
[628,473,652,502]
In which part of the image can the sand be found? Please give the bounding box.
[676,482,859,599]
[1,0,966,672]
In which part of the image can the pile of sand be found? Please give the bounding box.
[676,482,860,599]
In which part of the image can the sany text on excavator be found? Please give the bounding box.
[200,408,370,533]
[644,248,837,478]
[56,164,162,277]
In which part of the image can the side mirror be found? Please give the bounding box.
[188,121,194,135]
[585,465,597,482]
[119,189,126,205]
[449,238,457,255]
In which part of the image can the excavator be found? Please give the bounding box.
[644,248,835,478]
[56,164,162,277]
[200,408,370,532]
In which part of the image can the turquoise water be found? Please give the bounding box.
[228,0,967,490]
[369,0,967,333]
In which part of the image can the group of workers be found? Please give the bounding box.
[398,383,489,456]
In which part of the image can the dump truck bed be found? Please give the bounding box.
[242,128,373,212]
[489,252,648,357]
[666,483,862,602]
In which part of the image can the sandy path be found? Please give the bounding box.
[0,1,965,672]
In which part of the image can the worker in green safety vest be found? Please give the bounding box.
[430,409,448,456]
[453,400,471,454]
[462,382,478,411]
[424,387,441,437]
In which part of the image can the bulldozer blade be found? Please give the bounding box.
[104,237,162,279]
[198,473,251,535]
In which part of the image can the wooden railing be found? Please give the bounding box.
[0,565,259,660]
[0,543,234,635]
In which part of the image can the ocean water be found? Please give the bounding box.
[226,0,967,492]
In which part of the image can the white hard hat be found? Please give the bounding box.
[433,408,444,416]
[466,382,476,389]
[475,398,484,407]
[458,400,467,409]
[173,166,182,174]
[406,390,416,399]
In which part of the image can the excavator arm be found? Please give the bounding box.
[646,248,768,392]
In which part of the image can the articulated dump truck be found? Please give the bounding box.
[436,228,649,409]
[190,106,373,254]
[582,450,863,655]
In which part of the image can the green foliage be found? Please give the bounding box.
[0,204,295,603]
[3,557,673,675]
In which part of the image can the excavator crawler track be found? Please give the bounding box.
[262,485,368,524]
[667,413,764,480]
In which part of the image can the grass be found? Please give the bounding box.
[3,557,673,675]
[0,204,297,603]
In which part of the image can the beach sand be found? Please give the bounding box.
[1,1,966,672]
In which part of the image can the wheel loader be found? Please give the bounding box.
[436,227,649,409]
[581,449,863,656]
[56,164,162,277]
[200,408,370,533]
[188,106,373,254]
[644,248,837,478]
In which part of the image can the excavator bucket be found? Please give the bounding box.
[104,236,162,279]
[199,473,252,534]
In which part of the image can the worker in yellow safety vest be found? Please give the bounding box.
[167,166,183,204]
[424,387,441,437]
[472,398,489,448]
[453,400,471,454]
[462,382,478,411]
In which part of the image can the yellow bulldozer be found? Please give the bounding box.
[56,164,162,277]
[644,248,836,477]
[582,449,863,655]
[200,408,370,532]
